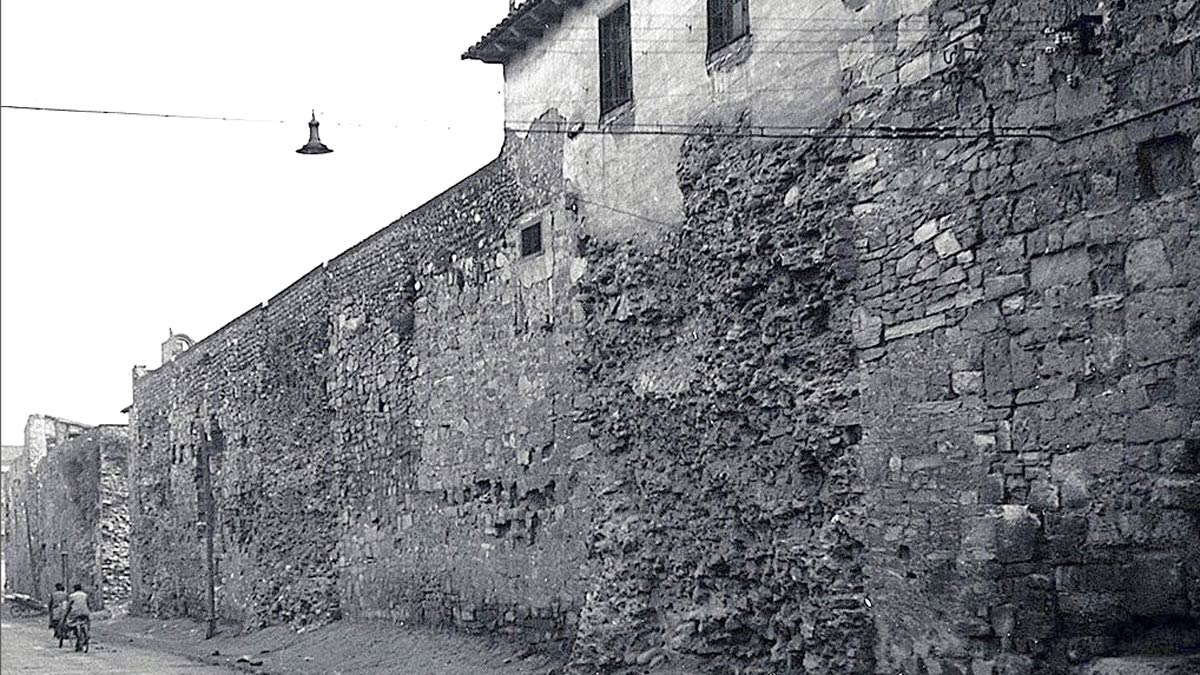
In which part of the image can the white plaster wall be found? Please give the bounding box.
[501,0,934,240]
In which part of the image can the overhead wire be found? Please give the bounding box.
[0,104,430,129]
[5,7,1194,148]
[503,96,1200,144]
[0,104,287,124]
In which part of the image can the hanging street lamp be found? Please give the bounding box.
[296,110,333,154]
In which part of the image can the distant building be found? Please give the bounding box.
[161,331,194,365]
[1,415,129,607]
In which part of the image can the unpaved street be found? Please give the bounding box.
[0,618,236,674]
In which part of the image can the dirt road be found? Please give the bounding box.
[0,618,236,674]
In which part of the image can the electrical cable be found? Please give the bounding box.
[505,96,1200,144]
[0,105,286,124]
[5,96,1194,146]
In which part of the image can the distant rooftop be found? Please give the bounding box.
[463,0,585,64]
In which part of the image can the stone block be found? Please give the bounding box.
[1127,406,1183,444]
[1125,239,1172,290]
[1055,564,1126,593]
[852,308,884,348]
[1028,480,1060,510]
[995,505,1041,563]
[1058,592,1129,629]
[985,274,1026,299]
[1126,290,1191,367]
[1123,556,1188,617]
[884,313,946,341]
[897,249,922,274]
[934,231,963,257]
[1030,247,1090,290]
[937,266,967,286]
[913,218,942,245]
[899,52,932,85]
[952,370,983,395]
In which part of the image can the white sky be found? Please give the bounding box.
[1,0,511,444]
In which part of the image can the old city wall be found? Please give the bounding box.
[127,1,1198,673]
[562,1,1198,674]
[3,415,93,595]
[1,423,130,608]
[842,2,1198,673]
[128,125,580,637]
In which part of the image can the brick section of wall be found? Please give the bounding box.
[1,423,130,609]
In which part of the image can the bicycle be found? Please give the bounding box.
[61,616,90,653]
[74,618,90,653]
[55,617,69,648]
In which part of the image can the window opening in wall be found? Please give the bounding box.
[520,221,543,257]
[708,0,749,54]
[599,2,632,117]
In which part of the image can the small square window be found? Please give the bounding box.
[708,0,749,54]
[520,221,543,257]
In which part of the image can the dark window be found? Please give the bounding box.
[599,3,632,117]
[520,221,543,257]
[708,0,749,54]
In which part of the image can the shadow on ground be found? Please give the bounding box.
[104,616,566,675]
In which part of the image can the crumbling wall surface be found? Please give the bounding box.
[566,1,1198,673]
[570,132,871,673]
[97,430,131,605]
[1,425,129,608]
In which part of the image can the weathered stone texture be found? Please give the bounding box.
[2,422,129,608]
[569,130,871,674]
[129,124,574,637]
[126,1,1198,673]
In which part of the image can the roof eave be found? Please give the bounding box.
[462,0,582,64]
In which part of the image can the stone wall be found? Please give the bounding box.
[128,124,576,638]
[562,2,1199,673]
[569,128,872,673]
[2,415,90,595]
[1,421,130,608]
[126,0,1197,673]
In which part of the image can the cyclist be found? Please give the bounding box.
[64,584,91,652]
[47,583,69,641]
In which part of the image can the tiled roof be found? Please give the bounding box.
[462,0,587,64]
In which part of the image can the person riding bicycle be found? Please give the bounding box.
[47,583,69,637]
[64,584,91,651]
